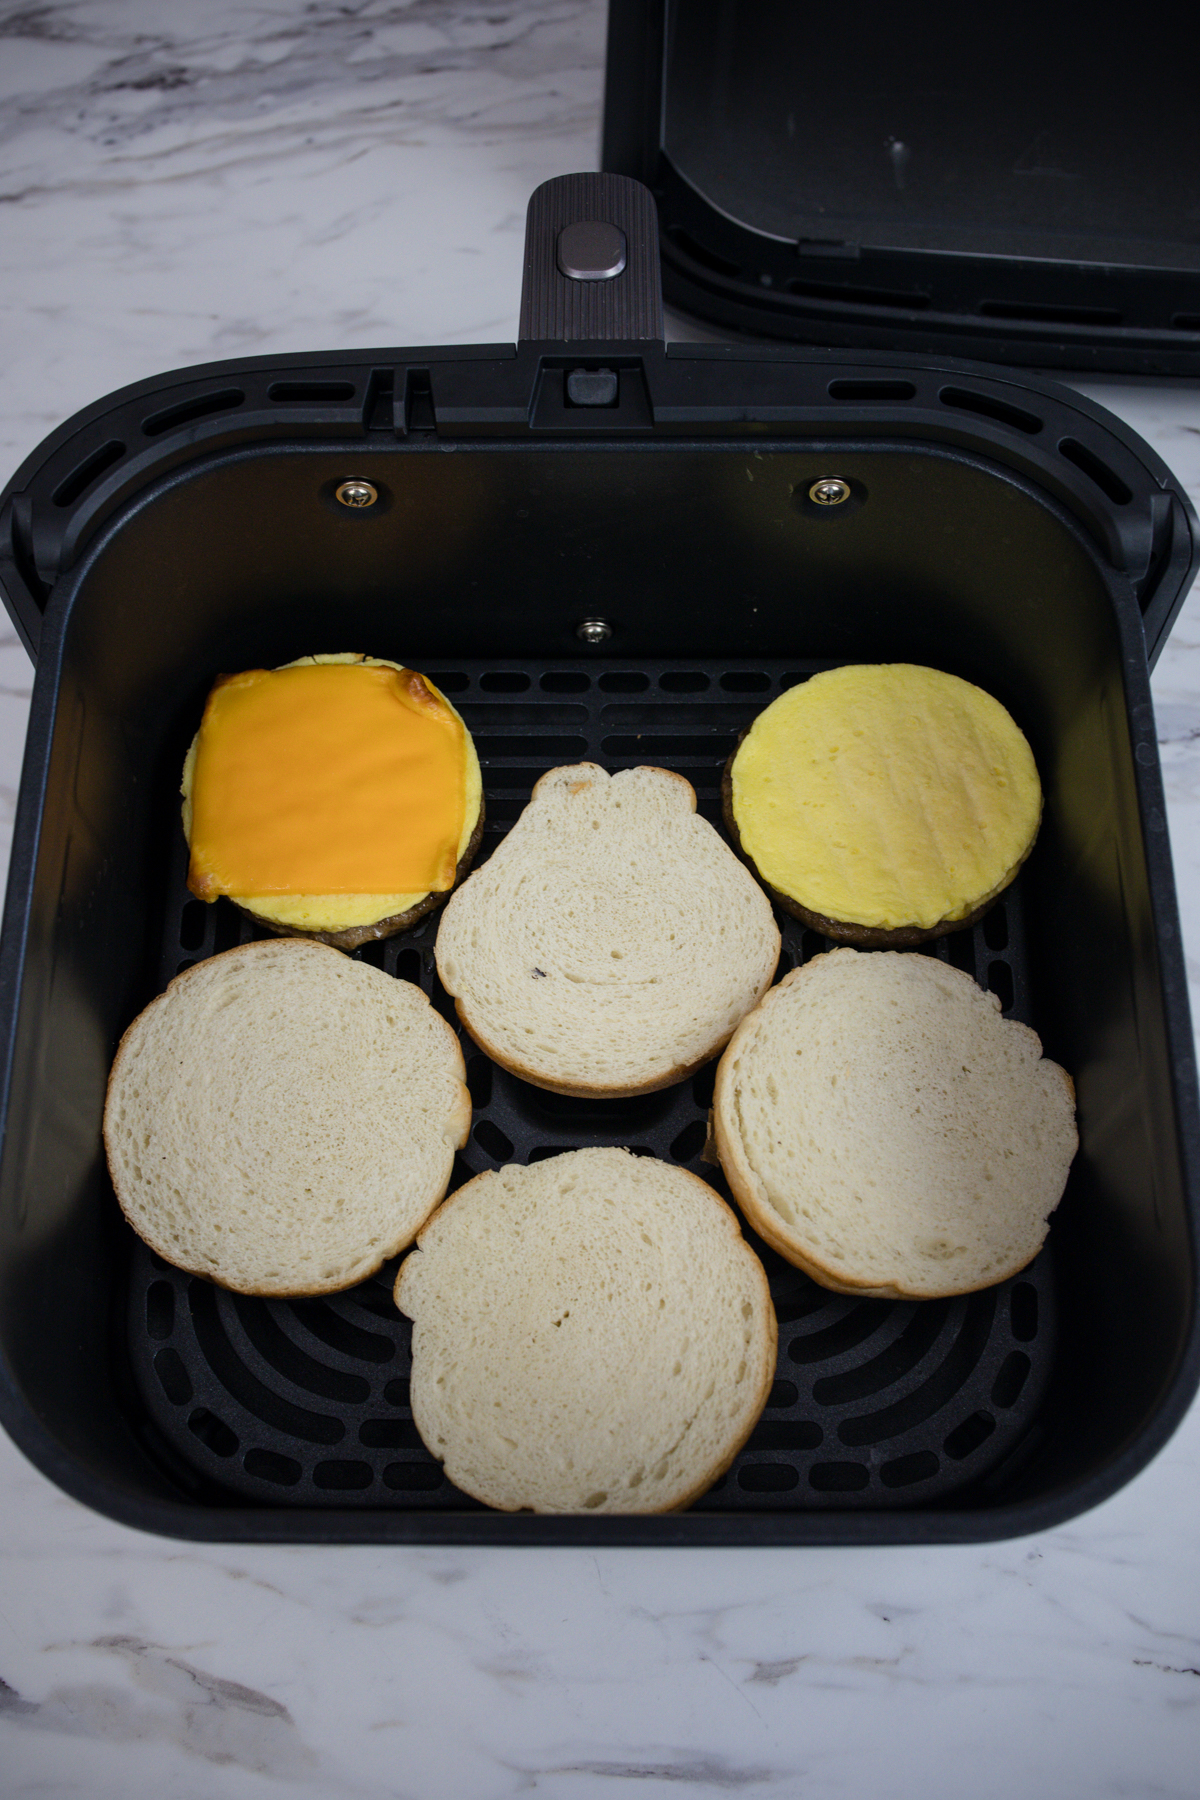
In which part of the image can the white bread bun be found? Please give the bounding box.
[395,1148,776,1513]
[714,949,1077,1300]
[104,939,471,1296]
[434,765,780,1096]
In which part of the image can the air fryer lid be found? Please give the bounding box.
[603,0,1200,372]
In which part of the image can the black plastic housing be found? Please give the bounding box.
[0,170,1197,1543]
[603,0,1200,376]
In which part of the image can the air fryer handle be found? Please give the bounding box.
[518,173,664,342]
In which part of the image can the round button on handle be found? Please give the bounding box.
[557,220,627,281]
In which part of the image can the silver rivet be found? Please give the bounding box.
[809,478,851,506]
[577,617,612,645]
[335,479,378,508]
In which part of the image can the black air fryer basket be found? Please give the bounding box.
[0,175,1197,1545]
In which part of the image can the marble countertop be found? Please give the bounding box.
[2,6,1199,1796]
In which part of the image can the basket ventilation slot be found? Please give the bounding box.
[53,441,125,507]
[1058,438,1133,506]
[938,387,1043,435]
[827,379,918,401]
[267,381,356,403]
[142,389,245,437]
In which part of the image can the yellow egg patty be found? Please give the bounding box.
[729,664,1042,934]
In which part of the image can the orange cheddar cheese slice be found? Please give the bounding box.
[187,662,468,900]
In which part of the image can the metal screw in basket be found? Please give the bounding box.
[809,477,851,506]
[576,617,612,645]
[335,479,379,508]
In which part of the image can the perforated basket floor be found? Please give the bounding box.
[126,659,1056,1512]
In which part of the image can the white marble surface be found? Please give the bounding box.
[2,5,1200,1796]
